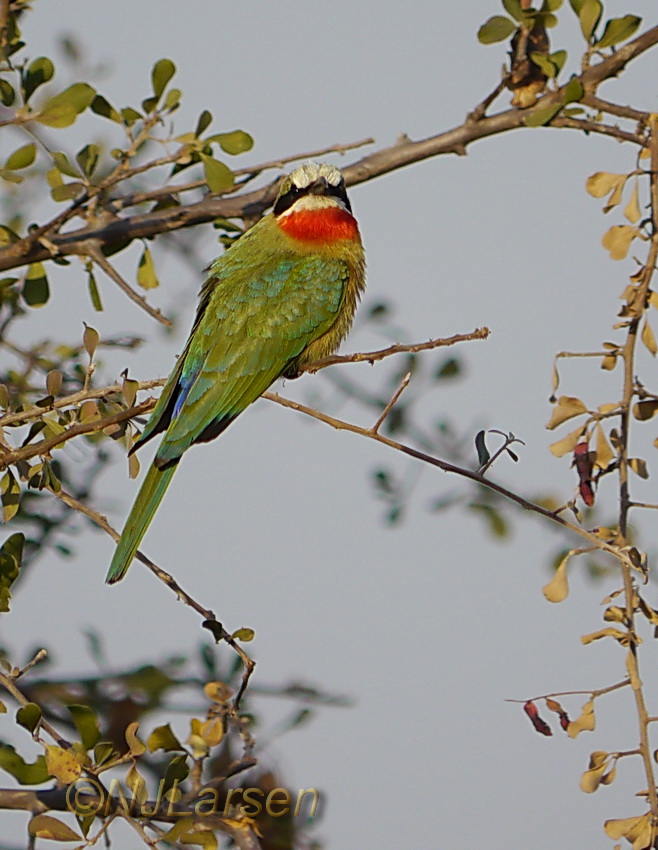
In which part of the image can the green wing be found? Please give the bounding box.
[139,250,349,469]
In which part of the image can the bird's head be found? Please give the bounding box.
[273,162,358,243]
[274,162,352,216]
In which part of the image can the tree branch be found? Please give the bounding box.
[1,24,656,274]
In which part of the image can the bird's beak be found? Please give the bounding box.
[308,177,330,196]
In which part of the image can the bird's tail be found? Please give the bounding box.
[105,461,178,584]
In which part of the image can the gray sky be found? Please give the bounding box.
[2,1,656,847]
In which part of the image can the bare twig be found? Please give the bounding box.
[86,244,172,327]
[49,487,256,710]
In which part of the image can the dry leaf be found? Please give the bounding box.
[44,744,82,783]
[602,225,640,261]
[586,172,626,199]
[28,814,82,841]
[567,699,596,738]
[549,424,586,458]
[543,553,570,603]
[545,395,588,430]
[594,424,614,471]
[642,320,657,356]
[624,179,641,223]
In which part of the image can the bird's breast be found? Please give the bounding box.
[277,207,360,244]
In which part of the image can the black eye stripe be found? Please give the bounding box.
[273,180,352,216]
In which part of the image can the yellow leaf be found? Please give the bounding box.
[650,290,658,310]
[605,814,650,841]
[603,178,626,213]
[633,400,658,421]
[542,553,570,603]
[642,320,657,356]
[594,424,614,471]
[580,762,607,793]
[549,424,586,458]
[601,353,617,370]
[203,681,232,703]
[601,224,640,261]
[126,763,148,805]
[137,246,159,290]
[28,813,82,841]
[629,457,649,479]
[545,395,588,430]
[125,721,146,756]
[586,171,626,199]
[598,402,618,415]
[624,179,641,223]
[128,452,140,480]
[44,744,82,783]
[603,605,626,623]
[581,627,628,646]
[567,699,596,738]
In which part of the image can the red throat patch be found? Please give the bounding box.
[277,207,360,243]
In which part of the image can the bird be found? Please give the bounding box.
[106,162,366,583]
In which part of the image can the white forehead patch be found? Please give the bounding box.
[290,162,343,190]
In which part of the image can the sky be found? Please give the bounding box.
[1,1,656,848]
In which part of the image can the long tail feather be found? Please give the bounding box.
[106,462,178,584]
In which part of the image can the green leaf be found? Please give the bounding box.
[23,263,49,307]
[502,0,524,22]
[23,56,54,102]
[435,357,460,379]
[550,49,567,74]
[0,79,15,106]
[87,268,103,311]
[43,82,96,114]
[477,15,517,44]
[530,52,558,78]
[209,130,254,155]
[0,168,23,184]
[594,15,641,49]
[563,76,584,104]
[195,109,213,138]
[0,745,50,785]
[577,0,602,40]
[163,87,181,111]
[37,82,96,127]
[152,58,176,98]
[469,503,509,538]
[120,106,142,125]
[569,0,584,12]
[16,703,42,734]
[231,627,255,642]
[51,151,81,179]
[36,102,77,128]
[162,753,189,794]
[5,143,36,171]
[147,723,184,753]
[67,704,101,750]
[90,94,121,122]
[28,814,82,842]
[200,154,234,193]
[93,742,116,767]
[137,246,159,290]
[523,102,563,126]
[1,471,20,522]
[475,431,490,466]
[75,143,99,178]
[542,0,563,11]
[51,182,84,202]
